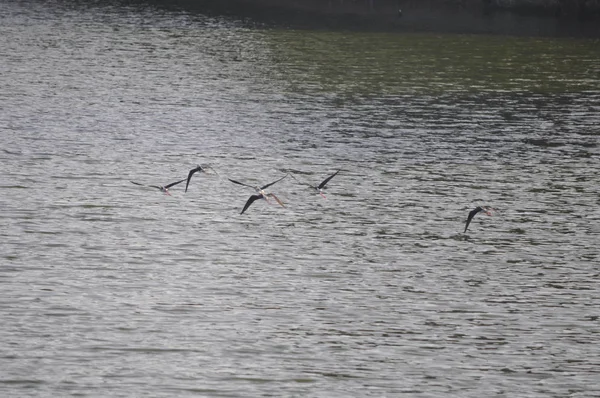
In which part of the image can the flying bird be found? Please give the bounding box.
[185,165,220,193]
[185,165,212,193]
[130,179,186,196]
[185,165,205,193]
[291,170,339,199]
[464,206,495,233]
[229,175,288,214]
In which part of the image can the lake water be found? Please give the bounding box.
[1,0,599,396]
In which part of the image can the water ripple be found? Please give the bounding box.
[1,0,599,397]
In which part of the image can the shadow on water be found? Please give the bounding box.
[108,0,600,37]
[259,30,600,97]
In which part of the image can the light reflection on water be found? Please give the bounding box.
[1,0,599,396]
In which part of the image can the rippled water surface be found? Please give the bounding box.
[1,1,600,396]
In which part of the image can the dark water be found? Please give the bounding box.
[1,1,599,396]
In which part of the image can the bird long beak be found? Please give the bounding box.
[319,192,327,199]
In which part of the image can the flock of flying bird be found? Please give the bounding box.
[130,165,339,215]
[130,165,495,233]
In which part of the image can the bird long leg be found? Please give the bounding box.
[268,193,285,207]
[205,166,219,176]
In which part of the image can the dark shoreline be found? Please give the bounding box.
[130,0,600,37]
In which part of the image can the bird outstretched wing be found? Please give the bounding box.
[241,194,263,214]
[260,174,288,190]
[464,206,484,233]
[289,173,314,188]
[131,180,160,190]
[185,166,203,193]
[229,178,256,189]
[164,179,186,189]
[318,170,339,190]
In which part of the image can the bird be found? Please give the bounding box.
[291,170,339,199]
[185,165,205,193]
[464,206,495,233]
[184,165,211,193]
[185,165,219,193]
[228,175,288,214]
[130,179,186,196]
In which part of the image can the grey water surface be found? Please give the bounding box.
[1,1,600,397]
